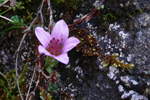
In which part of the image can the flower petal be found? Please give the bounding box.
[38,45,53,57]
[53,53,69,65]
[35,27,52,48]
[51,20,69,42]
[39,45,69,65]
[62,37,80,53]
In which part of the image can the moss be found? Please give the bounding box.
[0,63,28,100]
[0,0,5,3]
[40,89,53,100]
[103,53,134,69]
[103,13,116,23]
[72,29,134,69]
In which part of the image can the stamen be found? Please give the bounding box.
[47,38,63,56]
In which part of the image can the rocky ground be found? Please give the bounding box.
[0,0,150,100]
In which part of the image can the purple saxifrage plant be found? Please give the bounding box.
[35,20,80,64]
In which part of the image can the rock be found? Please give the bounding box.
[1,0,150,100]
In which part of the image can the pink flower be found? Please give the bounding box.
[35,20,80,65]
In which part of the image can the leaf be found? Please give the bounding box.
[40,96,46,100]
[0,79,14,100]
[0,26,22,35]
[46,66,52,74]
[48,82,57,92]
[0,9,10,15]
[44,57,58,74]
[19,63,28,81]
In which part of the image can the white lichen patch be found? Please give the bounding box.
[120,76,130,87]
[121,41,126,48]
[86,22,98,39]
[74,66,84,82]
[109,22,120,31]
[121,76,129,82]
[147,80,150,86]
[21,55,25,61]
[122,90,135,99]
[116,80,120,84]
[127,54,132,62]
[75,13,84,19]
[119,52,125,58]
[118,85,124,92]
[131,92,148,100]
[98,58,104,70]
[130,80,138,85]
[74,66,83,74]
[64,83,78,98]
[107,66,119,80]
[120,76,139,87]
[121,90,148,100]
[119,31,129,39]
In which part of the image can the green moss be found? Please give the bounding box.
[0,63,28,99]
[0,0,6,4]
[103,53,134,69]
[103,13,116,23]
[40,89,53,100]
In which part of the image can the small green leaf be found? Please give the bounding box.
[46,66,52,74]
[40,96,46,100]
[0,79,14,100]
[100,5,104,9]
[48,82,57,92]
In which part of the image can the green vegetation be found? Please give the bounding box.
[0,15,26,35]
[0,0,33,35]
[103,13,116,23]
[0,63,28,100]
[0,0,5,3]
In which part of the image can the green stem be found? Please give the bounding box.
[0,79,14,100]
[0,9,10,15]
[0,26,23,35]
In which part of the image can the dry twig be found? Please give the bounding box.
[0,0,9,7]
[47,0,54,33]
[15,0,45,100]
[68,0,105,30]
[0,0,17,8]
[23,0,45,33]
[15,33,27,100]
[26,65,37,100]
[0,15,14,22]
[0,72,11,88]
[28,60,41,100]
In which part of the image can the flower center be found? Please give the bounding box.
[47,38,63,56]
